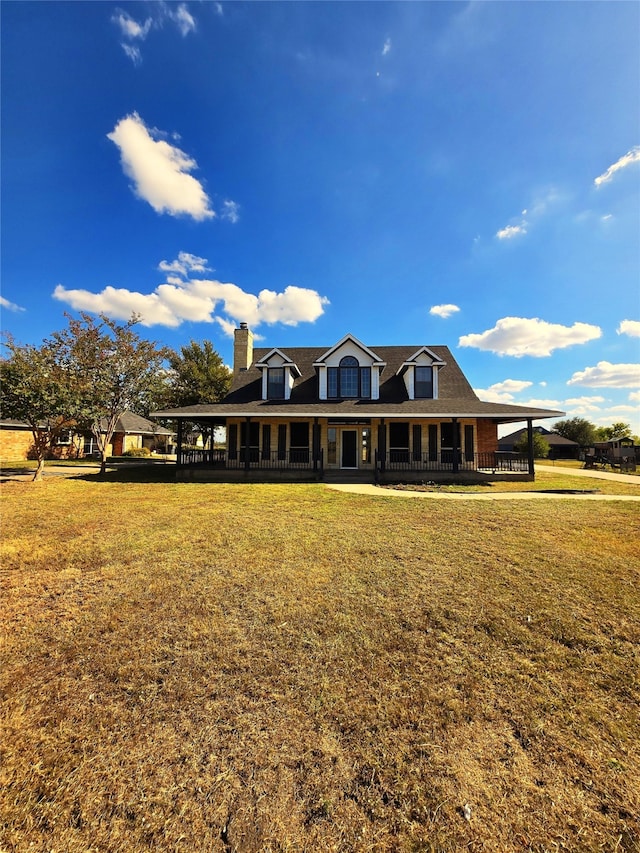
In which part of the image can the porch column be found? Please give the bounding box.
[452,418,459,473]
[312,418,320,471]
[176,419,183,466]
[526,418,535,477]
[378,419,386,472]
[244,417,251,471]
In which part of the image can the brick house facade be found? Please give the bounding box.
[153,328,563,483]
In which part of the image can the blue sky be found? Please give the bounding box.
[2,1,639,434]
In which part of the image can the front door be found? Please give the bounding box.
[341,430,358,468]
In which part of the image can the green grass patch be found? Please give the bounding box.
[1,481,639,851]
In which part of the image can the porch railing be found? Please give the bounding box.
[179,447,527,474]
[375,450,529,473]
[180,447,323,472]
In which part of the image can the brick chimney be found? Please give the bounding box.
[233,323,254,376]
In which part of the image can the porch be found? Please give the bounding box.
[176,447,532,483]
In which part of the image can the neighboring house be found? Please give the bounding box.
[152,325,564,483]
[0,420,41,464]
[83,412,175,457]
[498,426,580,460]
[0,419,80,463]
[0,414,174,462]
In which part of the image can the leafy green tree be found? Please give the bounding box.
[166,340,231,407]
[594,422,632,441]
[53,313,169,474]
[0,336,75,480]
[514,430,550,458]
[552,417,596,448]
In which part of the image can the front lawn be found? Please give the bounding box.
[1,481,638,852]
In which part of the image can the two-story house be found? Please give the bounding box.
[152,324,564,482]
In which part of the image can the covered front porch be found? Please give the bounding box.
[173,416,537,483]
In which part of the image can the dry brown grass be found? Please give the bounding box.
[1,480,639,852]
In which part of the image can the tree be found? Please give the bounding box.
[53,313,169,475]
[0,336,75,481]
[514,430,550,458]
[594,422,632,441]
[165,340,231,407]
[552,417,596,448]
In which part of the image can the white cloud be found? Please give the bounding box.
[563,395,607,413]
[473,379,532,403]
[474,387,513,403]
[495,188,561,242]
[214,3,224,16]
[617,319,640,338]
[459,317,602,357]
[215,316,236,337]
[382,38,391,56]
[630,391,640,403]
[112,3,196,64]
[567,361,640,389]
[564,395,606,406]
[221,200,240,224]
[158,252,210,276]
[492,379,533,394]
[607,404,640,416]
[112,10,152,40]
[107,113,214,221]
[121,44,142,65]
[429,303,460,319]
[522,397,562,409]
[594,146,640,187]
[169,3,196,36]
[52,258,330,332]
[0,295,25,313]
[496,223,526,240]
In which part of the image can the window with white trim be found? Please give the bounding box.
[414,366,433,398]
[327,356,371,399]
[267,367,285,399]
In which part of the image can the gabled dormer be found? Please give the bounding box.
[255,348,301,401]
[396,347,446,400]
[313,334,386,401]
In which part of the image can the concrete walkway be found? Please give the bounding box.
[326,465,640,501]
[534,464,639,483]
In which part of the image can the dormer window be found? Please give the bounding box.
[396,347,445,400]
[314,334,385,400]
[414,366,433,398]
[267,367,285,400]
[256,348,301,401]
[327,356,371,399]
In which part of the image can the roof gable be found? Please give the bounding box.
[313,334,385,366]
[397,346,446,375]
[406,346,446,365]
[255,347,301,376]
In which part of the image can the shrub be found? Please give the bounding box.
[122,447,152,457]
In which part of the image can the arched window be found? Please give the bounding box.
[327,356,371,398]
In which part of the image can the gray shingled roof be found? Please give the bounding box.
[499,427,578,447]
[110,411,174,436]
[152,344,564,423]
